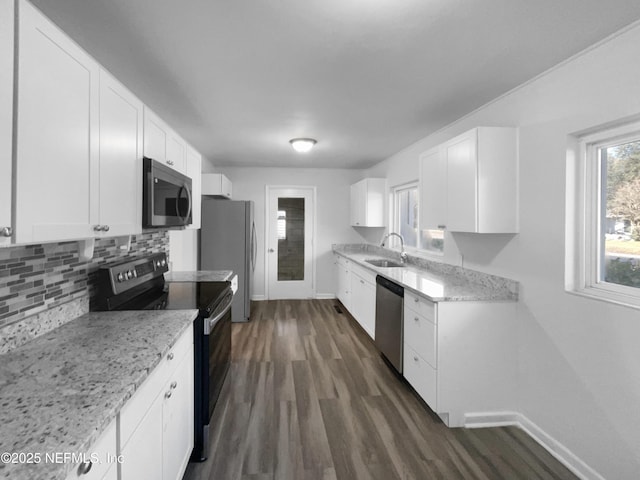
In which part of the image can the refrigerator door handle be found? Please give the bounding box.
[251,221,257,272]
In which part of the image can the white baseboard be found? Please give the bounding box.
[251,294,266,301]
[315,293,336,300]
[464,412,605,480]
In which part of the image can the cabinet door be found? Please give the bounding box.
[166,132,186,174]
[15,0,99,243]
[162,352,194,480]
[446,130,477,232]
[186,146,202,229]
[98,70,143,236]
[351,273,375,339]
[144,108,167,163]
[420,147,447,231]
[120,395,163,480]
[0,0,13,245]
[337,262,351,310]
[350,180,366,226]
[220,174,233,198]
[65,421,116,480]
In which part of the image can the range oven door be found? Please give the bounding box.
[193,288,233,461]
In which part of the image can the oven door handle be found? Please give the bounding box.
[205,292,233,335]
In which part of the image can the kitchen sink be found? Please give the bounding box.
[365,259,405,268]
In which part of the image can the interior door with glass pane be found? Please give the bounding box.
[267,187,315,299]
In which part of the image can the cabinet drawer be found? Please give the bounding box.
[404,310,436,368]
[350,262,376,284]
[164,325,193,377]
[403,343,437,410]
[336,254,350,269]
[65,421,116,480]
[404,291,436,324]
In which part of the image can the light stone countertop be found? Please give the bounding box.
[0,309,197,480]
[164,270,234,282]
[334,249,517,302]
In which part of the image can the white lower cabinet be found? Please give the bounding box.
[403,343,437,409]
[119,325,194,480]
[349,264,376,339]
[64,421,116,480]
[335,255,351,311]
[120,397,163,480]
[402,291,517,427]
[334,254,376,340]
[162,352,194,480]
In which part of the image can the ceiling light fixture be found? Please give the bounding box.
[289,138,317,153]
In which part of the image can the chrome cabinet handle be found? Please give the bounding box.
[413,356,419,362]
[167,160,174,166]
[414,298,419,303]
[77,460,92,475]
[167,352,174,360]
[414,317,419,322]
[165,390,172,399]
[103,225,110,232]
[0,227,12,237]
[360,280,364,284]
[93,225,102,232]
[170,381,177,389]
[437,225,446,229]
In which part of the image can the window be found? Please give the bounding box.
[391,183,444,254]
[571,121,640,307]
[394,184,419,248]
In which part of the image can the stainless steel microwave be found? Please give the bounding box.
[143,157,192,228]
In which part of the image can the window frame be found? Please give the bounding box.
[571,120,640,309]
[391,182,420,250]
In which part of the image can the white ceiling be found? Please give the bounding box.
[31,0,640,169]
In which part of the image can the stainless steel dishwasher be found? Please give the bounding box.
[375,275,404,373]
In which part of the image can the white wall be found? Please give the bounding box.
[209,167,364,298]
[168,229,198,271]
[367,24,640,479]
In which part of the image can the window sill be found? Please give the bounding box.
[567,286,640,311]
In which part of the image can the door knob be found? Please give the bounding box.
[268,248,275,253]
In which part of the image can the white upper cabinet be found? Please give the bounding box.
[186,146,202,229]
[143,108,167,163]
[0,0,14,245]
[419,146,447,231]
[201,173,232,199]
[144,107,187,174]
[420,127,518,234]
[166,132,186,174]
[97,70,144,237]
[15,0,100,244]
[350,178,386,227]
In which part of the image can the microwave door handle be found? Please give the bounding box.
[175,184,192,224]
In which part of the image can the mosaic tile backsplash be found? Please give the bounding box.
[0,231,169,353]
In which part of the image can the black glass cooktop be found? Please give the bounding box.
[114,281,230,317]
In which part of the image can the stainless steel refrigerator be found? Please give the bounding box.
[199,198,256,322]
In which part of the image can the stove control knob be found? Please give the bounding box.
[117,273,124,282]
[160,259,166,267]
[132,270,138,278]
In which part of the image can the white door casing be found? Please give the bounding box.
[266,186,316,299]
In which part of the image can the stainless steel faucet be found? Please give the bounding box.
[380,232,408,262]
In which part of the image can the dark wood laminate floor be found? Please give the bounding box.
[184,299,578,480]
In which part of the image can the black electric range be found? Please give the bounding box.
[92,252,232,462]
